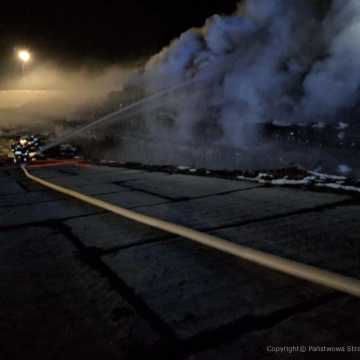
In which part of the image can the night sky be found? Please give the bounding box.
[0,0,240,71]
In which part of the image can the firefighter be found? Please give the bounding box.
[11,135,41,164]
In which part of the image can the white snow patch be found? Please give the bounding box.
[237,174,315,186]
[337,122,349,130]
[258,173,274,179]
[337,164,352,175]
[270,177,315,186]
[236,175,260,183]
[309,171,346,181]
[316,183,360,193]
[236,170,360,194]
[312,122,326,129]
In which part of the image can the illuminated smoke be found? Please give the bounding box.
[0,63,134,129]
[140,0,360,148]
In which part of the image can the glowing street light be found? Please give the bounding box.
[18,50,31,62]
[17,49,31,75]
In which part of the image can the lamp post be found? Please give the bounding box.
[17,50,31,75]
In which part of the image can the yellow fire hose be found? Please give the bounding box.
[22,165,360,298]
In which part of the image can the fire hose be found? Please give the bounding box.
[22,165,360,298]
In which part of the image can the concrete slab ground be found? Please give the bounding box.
[103,203,360,341]
[0,226,159,360]
[211,206,360,276]
[189,295,360,360]
[0,180,26,195]
[0,197,101,227]
[65,212,168,250]
[134,187,348,230]
[103,238,331,339]
[17,167,145,193]
[117,173,262,200]
[64,187,348,251]
[0,164,359,359]
[0,189,65,208]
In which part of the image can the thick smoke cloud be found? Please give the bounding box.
[301,0,360,119]
[139,0,360,149]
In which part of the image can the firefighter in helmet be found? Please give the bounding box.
[11,135,41,164]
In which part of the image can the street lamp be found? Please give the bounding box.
[17,49,31,75]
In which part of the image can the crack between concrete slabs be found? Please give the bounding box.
[54,221,181,357]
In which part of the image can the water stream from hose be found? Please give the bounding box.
[41,76,205,153]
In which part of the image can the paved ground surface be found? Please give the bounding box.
[0,164,360,359]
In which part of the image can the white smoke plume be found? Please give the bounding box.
[138,0,360,149]
[301,0,360,119]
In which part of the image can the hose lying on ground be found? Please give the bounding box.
[22,165,360,298]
